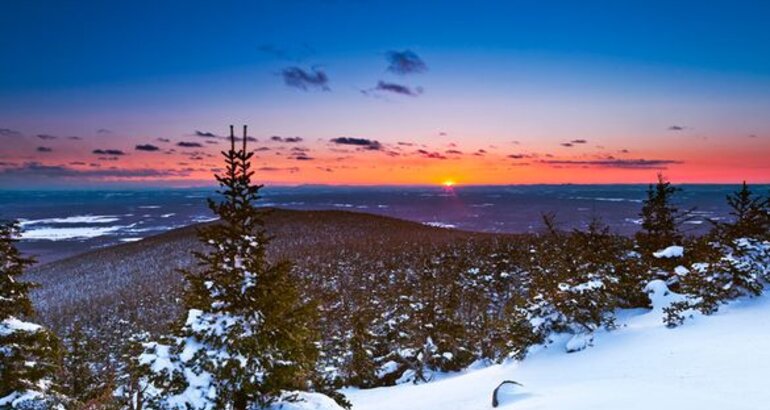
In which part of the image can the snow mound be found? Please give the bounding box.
[0,316,43,336]
[565,333,593,353]
[653,245,684,258]
[268,392,346,410]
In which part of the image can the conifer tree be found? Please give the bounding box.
[0,221,63,408]
[720,181,769,239]
[140,126,321,409]
[61,321,99,403]
[635,174,688,257]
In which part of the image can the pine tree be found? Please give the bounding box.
[721,182,769,240]
[61,321,99,403]
[0,221,63,408]
[139,126,322,409]
[635,174,687,258]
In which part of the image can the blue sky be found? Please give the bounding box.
[1,0,768,186]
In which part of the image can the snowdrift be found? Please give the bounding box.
[345,286,770,410]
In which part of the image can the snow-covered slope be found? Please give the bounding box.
[345,289,770,410]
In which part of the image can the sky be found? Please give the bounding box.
[1,0,769,187]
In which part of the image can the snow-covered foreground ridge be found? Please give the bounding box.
[345,284,770,410]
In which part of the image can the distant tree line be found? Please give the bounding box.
[1,130,768,409]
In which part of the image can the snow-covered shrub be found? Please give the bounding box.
[525,218,627,336]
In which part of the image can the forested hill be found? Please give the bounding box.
[28,208,507,343]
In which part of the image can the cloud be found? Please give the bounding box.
[416,149,447,160]
[270,136,304,143]
[36,134,57,140]
[281,67,330,91]
[291,154,314,161]
[258,166,300,173]
[96,128,112,134]
[571,139,588,144]
[157,138,171,143]
[330,137,382,150]
[560,142,574,147]
[36,146,53,153]
[92,149,126,156]
[508,154,531,159]
[135,144,160,152]
[194,130,220,139]
[68,136,82,140]
[0,128,21,137]
[540,158,684,169]
[668,125,686,131]
[369,81,423,97]
[446,149,463,155]
[386,50,427,75]
[177,141,203,148]
[0,162,188,180]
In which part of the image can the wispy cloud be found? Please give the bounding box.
[386,50,427,75]
[36,146,53,153]
[270,136,304,143]
[92,149,126,156]
[0,162,189,180]
[258,166,300,173]
[366,81,423,97]
[668,125,686,131]
[36,134,57,140]
[177,141,203,148]
[135,144,160,152]
[540,158,683,169]
[0,128,21,137]
[194,130,220,139]
[281,67,330,91]
[330,137,382,150]
[416,149,447,159]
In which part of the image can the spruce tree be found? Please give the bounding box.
[635,174,687,257]
[0,221,63,408]
[721,181,769,239]
[140,126,321,409]
[61,321,98,403]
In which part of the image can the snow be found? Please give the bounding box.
[0,316,43,336]
[18,214,120,225]
[345,287,770,410]
[674,265,690,276]
[653,245,684,258]
[0,391,44,408]
[267,392,346,410]
[423,222,457,229]
[564,333,593,353]
[20,225,131,240]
